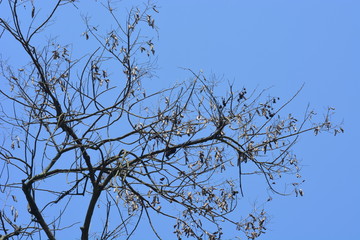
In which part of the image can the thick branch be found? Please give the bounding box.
[22,181,55,240]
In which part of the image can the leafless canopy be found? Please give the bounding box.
[0,1,342,239]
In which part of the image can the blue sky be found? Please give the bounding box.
[1,0,359,239]
[154,1,359,239]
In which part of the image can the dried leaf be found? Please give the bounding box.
[31,6,35,18]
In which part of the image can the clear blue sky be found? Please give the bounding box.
[1,0,359,239]
[155,1,359,239]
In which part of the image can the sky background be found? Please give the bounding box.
[1,0,359,239]
[155,1,359,239]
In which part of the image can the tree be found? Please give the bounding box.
[0,1,342,239]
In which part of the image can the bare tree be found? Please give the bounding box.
[0,1,342,239]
